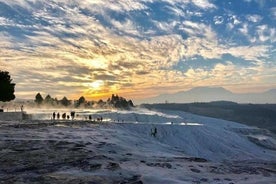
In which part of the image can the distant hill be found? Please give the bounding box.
[137,87,276,104]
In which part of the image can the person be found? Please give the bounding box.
[20,105,24,112]
[57,112,60,119]
[151,127,157,137]
[53,112,56,120]
[89,115,92,121]
[67,115,70,120]
[62,113,66,120]
[70,111,75,120]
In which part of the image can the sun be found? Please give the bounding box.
[90,80,104,89]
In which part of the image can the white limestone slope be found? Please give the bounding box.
[94,108,276,162]
[26,107,276,162]
[1,108,276,183]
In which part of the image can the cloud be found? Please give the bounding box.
[180,25,270,62]
[182,60,274,89]
[271,7,276,20]
[179,21,217,40]
[239,23,249,36]
[110,18,142,37]
[226,45,270,61]
[0,0,275,100]
[230,15,241,25]
[1,4,186,98]
[246,14,263,23]
[191,0,216,9]
[257,25,276,43]
[213,16,224,24]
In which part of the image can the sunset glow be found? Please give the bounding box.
[0,0,275,101]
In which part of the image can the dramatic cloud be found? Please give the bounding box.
[0,0,275,100]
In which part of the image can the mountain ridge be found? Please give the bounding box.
[137,87,276,104]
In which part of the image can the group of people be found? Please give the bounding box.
[85,115,103,122]
[52,111,105,122]
[52,111,75,120]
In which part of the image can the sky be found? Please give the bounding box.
[0,0,276,101]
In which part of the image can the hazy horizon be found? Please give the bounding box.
[1,0,276,101]
[9,86,276,104]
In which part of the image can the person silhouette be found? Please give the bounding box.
[151,127,157,137]
[70,111,75,120]
[62,113,66,120]
[53,112,56,120]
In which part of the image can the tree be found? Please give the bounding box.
[97,99,105,106]
[54,98,59,105]
[75,96,86,107]
[60,96,70,106]
[78,96,86,104]
[128,100,134,107]
[0,71,16,102]
[35,93,43,105]
[44,94,53,104]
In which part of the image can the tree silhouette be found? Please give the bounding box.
[108,94,134,109]
[0,71,16,102]
[60,96,70,106]
[35,93,43,105]
[44,94,53,105]
[75,96,86,107]
[78,96,86,104]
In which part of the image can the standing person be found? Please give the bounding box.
[151,127,157,137]
[57,112,60,119]
[62,113,66,120]
[20,105,24,112]
[70,111,75,120]
[53,112,56,120]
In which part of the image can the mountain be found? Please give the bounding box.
[137,87,276,104]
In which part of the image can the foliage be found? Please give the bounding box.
[34,93,43,104]
[75,96,86,107]
[44,94,54,105]
[108,94,134,109]
[33,93,134,109]
[60,96,71,106]
[0,70,16,102]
